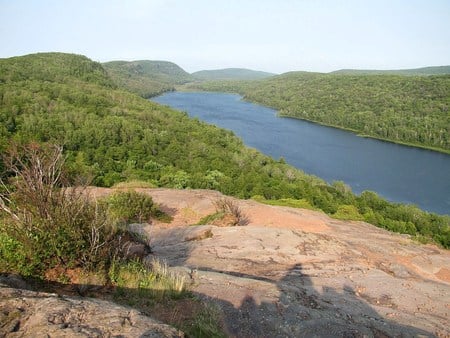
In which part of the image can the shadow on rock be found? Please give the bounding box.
[193,264,435,337]
[148,224,438,337]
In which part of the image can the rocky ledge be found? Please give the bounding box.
[2,188,449,337]
[0,275,183,337]
[144,189,450,337]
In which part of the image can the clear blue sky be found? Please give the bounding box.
[1,0,449,73]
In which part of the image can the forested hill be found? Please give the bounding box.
[103,60,194,97]
[0,52,114,87]
[331,65,450,76]
[192,68,276,81]
[0,52,449,247]
[186,72,450,153]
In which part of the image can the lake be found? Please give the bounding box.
[152,92,450,215]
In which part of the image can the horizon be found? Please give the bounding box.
[1,0,450,74]
[4,51,450,76]
[101,59,450,74]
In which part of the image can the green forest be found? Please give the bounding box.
[330,65,450,76]
[103,60,193,98]
[192,68,276,81]
[0,52,449,248]
[186,72,450,153]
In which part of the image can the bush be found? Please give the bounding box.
[0,143,119,277]
[333,204,364,221]
[0,232,35,276]
[197,198,249,226]
[215,198,249,226]
[105,190,157,224]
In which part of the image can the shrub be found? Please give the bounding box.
[105,190,172,225]
[333,204,364,221]
[0,232,35,276]
[214,198,249,226]
[197,198,249,226]
[0,143,119,277]
[105,190,157,224]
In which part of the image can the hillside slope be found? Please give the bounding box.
[0,52,114,86]
[188,71,450,153]
[103,60,194,97]
[331,65,450,75]
[192,68,275,81]
[93,187,450,336]
[3,188,448,336]
[0,52,449,247]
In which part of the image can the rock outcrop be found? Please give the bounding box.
[3,188,450,337]
[0,275,183,337]
[142,188,449,337]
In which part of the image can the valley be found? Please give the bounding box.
[0,52,449,337]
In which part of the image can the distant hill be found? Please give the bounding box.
[1,52,448,251]
[0,52,114,87]
[103,60,194,97]
[192,68,276,81]
[331,65,450,76]
[191,71,450,154]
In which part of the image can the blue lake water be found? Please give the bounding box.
[152,92,450,215]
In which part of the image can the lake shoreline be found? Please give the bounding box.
[152,91,450,215]
[178,87,450,155]
[277,112,450,155]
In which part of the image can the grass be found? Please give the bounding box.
[181,302,227,338]
[107,258,227,336]
[109,258,187,303]
[196,211,226,225]
[252,195,316,210]
[112,180,156,189]
[195,198,249,227]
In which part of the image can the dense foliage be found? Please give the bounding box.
[0,143,119,276]
[0,52,448,248]
[192,68,275,81]
[331,65,450,76]
[103,60,193,97]
[104,190,159,224]
[185,72,450,153]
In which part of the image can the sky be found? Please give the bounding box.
[1,0,449,74]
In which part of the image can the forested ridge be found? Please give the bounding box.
[192,68,276,81]
[185,72,450,153]
[103,60,193,98]
[0,52,449,248]
[331,65,450,75]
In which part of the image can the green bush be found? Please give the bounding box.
[0,232,36,276]
[333,205,365,221]
[105,190,157,224]
[1,53,448,249]
[0,143,119,277]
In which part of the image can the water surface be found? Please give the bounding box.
[152,92,450,215]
